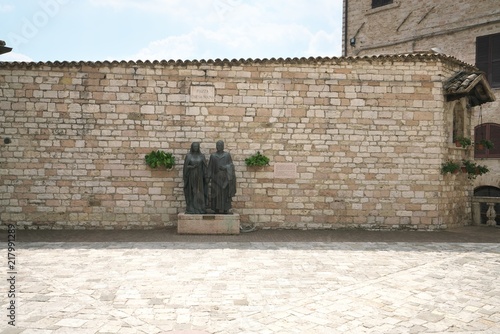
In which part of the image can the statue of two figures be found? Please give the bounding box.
[183,140,236,214]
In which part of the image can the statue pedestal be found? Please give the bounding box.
[177,213,240,235]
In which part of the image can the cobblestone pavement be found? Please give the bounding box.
[1,227,500,333]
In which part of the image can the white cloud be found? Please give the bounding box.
[87,0,343,61]
[87,0,165,10]
[87,0,245,27]
[0,4,14,12]
[134,33,198,61]
[0,52,33,62]
[129,0,343,61]
[132,22,333,61]
[87,0,211,14]
[307,30,343,57]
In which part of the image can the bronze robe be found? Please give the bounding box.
[183,152,207,214]
[208,152,236,213]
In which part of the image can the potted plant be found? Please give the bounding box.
[462,159,476,173]
[455,136,472,148]
[475,164,489,176]
[461,159,489,179]
[476,139,494,150]
[145,150,175,169]
[441,160,460,175]
[245,151,270,167]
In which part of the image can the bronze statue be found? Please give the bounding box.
[208,140,236,214]
[183,142,208,214]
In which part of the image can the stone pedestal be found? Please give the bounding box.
[177,213,240,235]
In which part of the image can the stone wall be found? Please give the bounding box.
[343,0,500,61]
[0,54,477,229]
[343,0,500,192]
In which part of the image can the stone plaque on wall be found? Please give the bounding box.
[190,85,215,102]
[274,163,297,179]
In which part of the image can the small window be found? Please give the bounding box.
[476,33,500,88]
[372,0,394,8]
[474,123,500,158]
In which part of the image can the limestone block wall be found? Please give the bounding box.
[344,0,500,193]
[343,0,500,61]
[0,54,476,229]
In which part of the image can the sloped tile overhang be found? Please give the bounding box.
[444,71,496,107]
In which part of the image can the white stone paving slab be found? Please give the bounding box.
[1,242,499,333]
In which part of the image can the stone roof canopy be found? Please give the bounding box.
[444,71,496,107]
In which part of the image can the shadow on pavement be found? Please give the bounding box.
[2,225,499,244]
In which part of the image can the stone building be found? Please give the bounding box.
[343,0,500,225]
[0,55,494,230]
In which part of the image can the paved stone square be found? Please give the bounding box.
[1,231,499,333]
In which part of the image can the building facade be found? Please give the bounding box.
[0,55,494,229]
[343,0,500,224]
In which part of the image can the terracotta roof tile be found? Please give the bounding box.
[0,53,476,69]
[444,70,495,107]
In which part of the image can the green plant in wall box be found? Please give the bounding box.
[461,159,489,179]
[475,164,489,175]
[245,151,270,167]
[441,160,460,174]
[462,159,477,174]
[477,139,494,150]
[455,136,472,148]
[145,150,175,169]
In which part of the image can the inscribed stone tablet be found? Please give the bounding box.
[190,85,215,102]
[274,163,297,179]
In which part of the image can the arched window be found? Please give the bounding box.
[474,123,500,158]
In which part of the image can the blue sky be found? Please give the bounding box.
[0,0,344,62]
